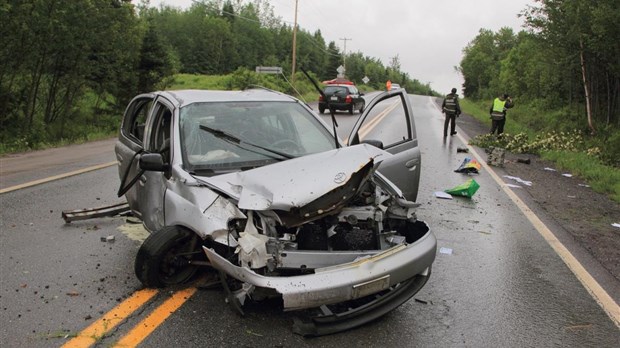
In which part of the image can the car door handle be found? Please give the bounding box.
[405,159,419,168]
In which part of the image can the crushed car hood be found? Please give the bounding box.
[196,144,388,224]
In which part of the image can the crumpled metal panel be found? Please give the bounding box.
[197,144,389,211]
[203,223,436,310]
[165,166,246,239]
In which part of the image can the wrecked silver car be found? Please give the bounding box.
[115,88,436,336]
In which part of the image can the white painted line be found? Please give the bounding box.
[457,132,620,328]
[0,161,117,194]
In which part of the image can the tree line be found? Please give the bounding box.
[459,0,619,136]
[0,0,433,151]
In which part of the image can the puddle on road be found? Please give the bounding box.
[117,223,149,242]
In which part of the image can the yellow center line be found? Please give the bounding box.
[0,161,117,194]
[457,131,620,328]
[345,100,400,144]
[62,288,158,348]
[114,287,198,347]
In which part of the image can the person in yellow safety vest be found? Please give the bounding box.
[386,80,392,91]
[441,87,461,137]
[489,93,514,135]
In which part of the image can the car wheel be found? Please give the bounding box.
[359,103,365,114]
[349,105,354,115]
[319,107,325,114]
[135,226,205,288]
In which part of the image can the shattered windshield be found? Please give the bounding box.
[180,101,337,174]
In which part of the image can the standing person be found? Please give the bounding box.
[441,88,461,137]
[489,93,514,135]
[386,80,392,91]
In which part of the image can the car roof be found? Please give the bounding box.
[325,84,355,88]
[156,89,298,108]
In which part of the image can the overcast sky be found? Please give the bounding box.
[146,0,535,94]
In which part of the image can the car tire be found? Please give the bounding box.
[135,225,204,288]
[359,103,365,114]
[319,106,325,114]
[349,105,354,115]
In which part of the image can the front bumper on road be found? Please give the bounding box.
[203,227,436,310]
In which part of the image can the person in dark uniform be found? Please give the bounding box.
[441,88,461,137]
[489,93,514,135]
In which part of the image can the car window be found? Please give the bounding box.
[179,101,336,173]
[355,94,410,148]
[324,86,348,95]
[148,103,173,164]
[121,97,153,144]
[348,86,358,94]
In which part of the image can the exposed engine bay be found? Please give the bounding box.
[207,168,427,281]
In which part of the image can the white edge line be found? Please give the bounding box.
[458,133,620,328]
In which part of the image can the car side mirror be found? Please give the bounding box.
[361,139,384,149]
[140,153,169,172]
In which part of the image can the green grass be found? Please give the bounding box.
[167,73,231,90]
[166,72,328,105]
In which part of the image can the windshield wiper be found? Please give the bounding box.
[300,67,340,149]
[199,125,295,160]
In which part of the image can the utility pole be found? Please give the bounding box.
[291,0,299,83]
[339,37,352,77]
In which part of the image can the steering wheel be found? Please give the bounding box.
[271,139,302,153]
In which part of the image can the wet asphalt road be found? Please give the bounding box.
[0,94,618,347]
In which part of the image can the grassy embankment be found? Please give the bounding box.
[460,98,620,203]
[0,72,324,155]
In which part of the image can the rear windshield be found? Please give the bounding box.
[324,86,349,95]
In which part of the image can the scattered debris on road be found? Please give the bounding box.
[445,179,480,198]
[454,157,481,174]
[544,167,556,171]
[61,202,130,223]
[100,235,115,243]
[487,147,506,167]
[612,223,620,229]
[503,175,532,187]
[457,147,469,153]
[434,191,453,199]
[439,247,453,255]
[562,173,573,178]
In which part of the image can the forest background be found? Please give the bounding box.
[0,0,618,199]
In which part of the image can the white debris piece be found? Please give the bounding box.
[503,175,532,186]
[612,223,620,229]
[505,184,522,189]
[578,184,591,188]
[439,247,453,255]
[434,191,453,200]
[562,173,573,178]
[544,167,556,172]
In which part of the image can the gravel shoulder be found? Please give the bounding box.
[451,108,620,297]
